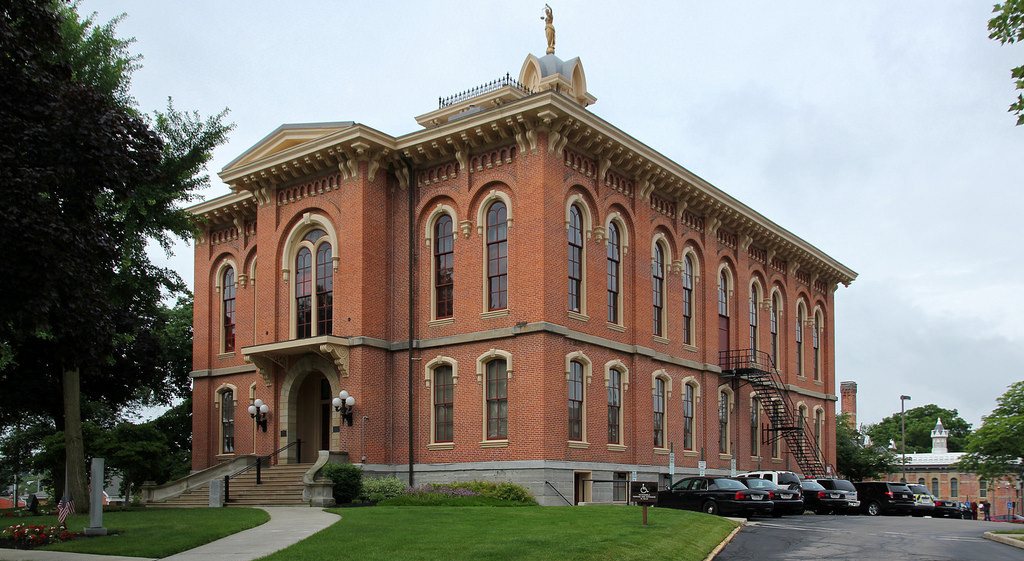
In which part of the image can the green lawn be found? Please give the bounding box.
[12,507,269,558]
[260,505,738,561]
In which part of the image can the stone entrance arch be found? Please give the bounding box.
[280,354,341,464]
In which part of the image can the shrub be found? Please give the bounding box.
[359,475,406,503]
[0,524,77,548]
[438,481,537,505]
[321,463,362,504]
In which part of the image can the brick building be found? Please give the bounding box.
[187,44,856,505]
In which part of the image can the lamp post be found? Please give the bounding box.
[248,399,269,432]
[333,390,356,426]
[900,395,911,483]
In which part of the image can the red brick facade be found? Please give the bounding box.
[188,55,856,504]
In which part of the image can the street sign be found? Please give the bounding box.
[631,481,658,505]
[698,460,706,476]
[669,452,675,477]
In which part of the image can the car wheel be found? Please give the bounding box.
[866,501,881,516]
[703,500,719,515]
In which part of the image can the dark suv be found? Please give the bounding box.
[853,481,914,516]
[816,478,859,512]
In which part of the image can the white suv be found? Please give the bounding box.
[735,470,802,490]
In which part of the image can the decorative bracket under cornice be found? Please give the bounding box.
[318,343,349,378]
[244,353,286,387]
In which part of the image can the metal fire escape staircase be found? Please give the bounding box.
[719,349,834,478]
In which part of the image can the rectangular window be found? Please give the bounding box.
[812,318,821,380]
[770,297,779,367]
[434,216,454,319]
[795,314,804,376]
[613,472,628,502]
[653,377,665,448]
[486,360,508,439]
[608,369,621,444]
[296,249,312,339]
[434,366,454,442]
[316,245,333,336]
[749,294,758,352]
[653,246,665,337]
[682,259,693,344]
[607,225,620,323]
[223,270,236,353]
[980,479,988,498]
[487,203,508,311]
[568,361,583,441]
[951,478,959,497]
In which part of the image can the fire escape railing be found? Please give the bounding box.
[719,349,833,478]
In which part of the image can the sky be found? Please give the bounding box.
[77,1,1024,430]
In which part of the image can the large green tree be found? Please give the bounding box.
[0,1,229,510]
[835,414,898,482]
[959,381,1024,480]
[865,404,972,454]
[989,1,1024,125]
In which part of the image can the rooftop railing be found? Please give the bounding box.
[438,73,532,109]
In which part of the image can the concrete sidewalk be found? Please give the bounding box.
[0,507,340,561]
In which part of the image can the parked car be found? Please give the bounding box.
[657,476,774,517]
[800,479,850,514]
[957,502,973,519]
[853,481,915,516]
[735,470,803,491]
[932,498,962,518]
[992,514,1024,523]
[816,478,860,511]
[735,477,803,516]
[905,484,936,517]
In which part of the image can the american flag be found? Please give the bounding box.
[57,491,75,528]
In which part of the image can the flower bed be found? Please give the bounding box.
[0,524,78,549]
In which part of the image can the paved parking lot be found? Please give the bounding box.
[716,514,1022,561]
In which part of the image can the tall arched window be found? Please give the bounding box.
[751,397,760,457]
[683,383,695,450]
[433,365,454,443]
[795,303,806,377]
[749,284,760,352]
[568,205,583,313]
[222,267,236,353]
[296,229,332,338]
[682,255,694,345]
[653,377,665,448]
[718,270,731,353]
[951,477,959,497]
[608,368,621,445]
[931,477,940,497]
[719,390,730,455]
[606,223,621,323]
[770,293,780,367]
[486,359,508,439]
[434,215,454,319]
[221,390,234,454]
[815,408,824,451]
[813,311,822,381]
[652,244,665,337]
[568,360,584,441]
[486,202,508,311]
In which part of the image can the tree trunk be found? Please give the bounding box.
[62,366,89,514]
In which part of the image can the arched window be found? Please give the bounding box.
[486,202,508,311]
[653,376,666,448]
[813,311,822,381]
[433,365,454,443]
[486,359,508,439]
[652,244,665,336]
[606,223,621,324]
[568,360,584,441]
[221,390,235,454]
[770,293,780,367]
[608,368,621,445]
[682,255,695,345]
[815,408,824,451]
[295,228,333,338]
[749,284,760,352]
[683,383,695,450]
[918,477,926,486]
[951,477,959,497]
[434,215,454,319]
[980,478,988,498]
[931,477,940,497]
[222,267,236,353]
[719,390,730,455]
[568,205,583,313]
[795,303,806,377]
[718,269,731,353]
[751,397,760,457]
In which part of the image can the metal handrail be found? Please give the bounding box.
[224,439,302,503]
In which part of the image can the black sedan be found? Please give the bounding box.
[799,479,850,515]
[933,498,963,518]
[658,476,774,517]
[735,477,803,516]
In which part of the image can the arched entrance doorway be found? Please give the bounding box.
[281,354,340,464]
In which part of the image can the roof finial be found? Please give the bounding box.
[542,4,555,55]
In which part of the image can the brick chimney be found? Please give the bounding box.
[840,381,857,427]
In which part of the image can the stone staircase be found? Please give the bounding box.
[153,463,315,507]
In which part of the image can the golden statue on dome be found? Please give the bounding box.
[542,4,555,55]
